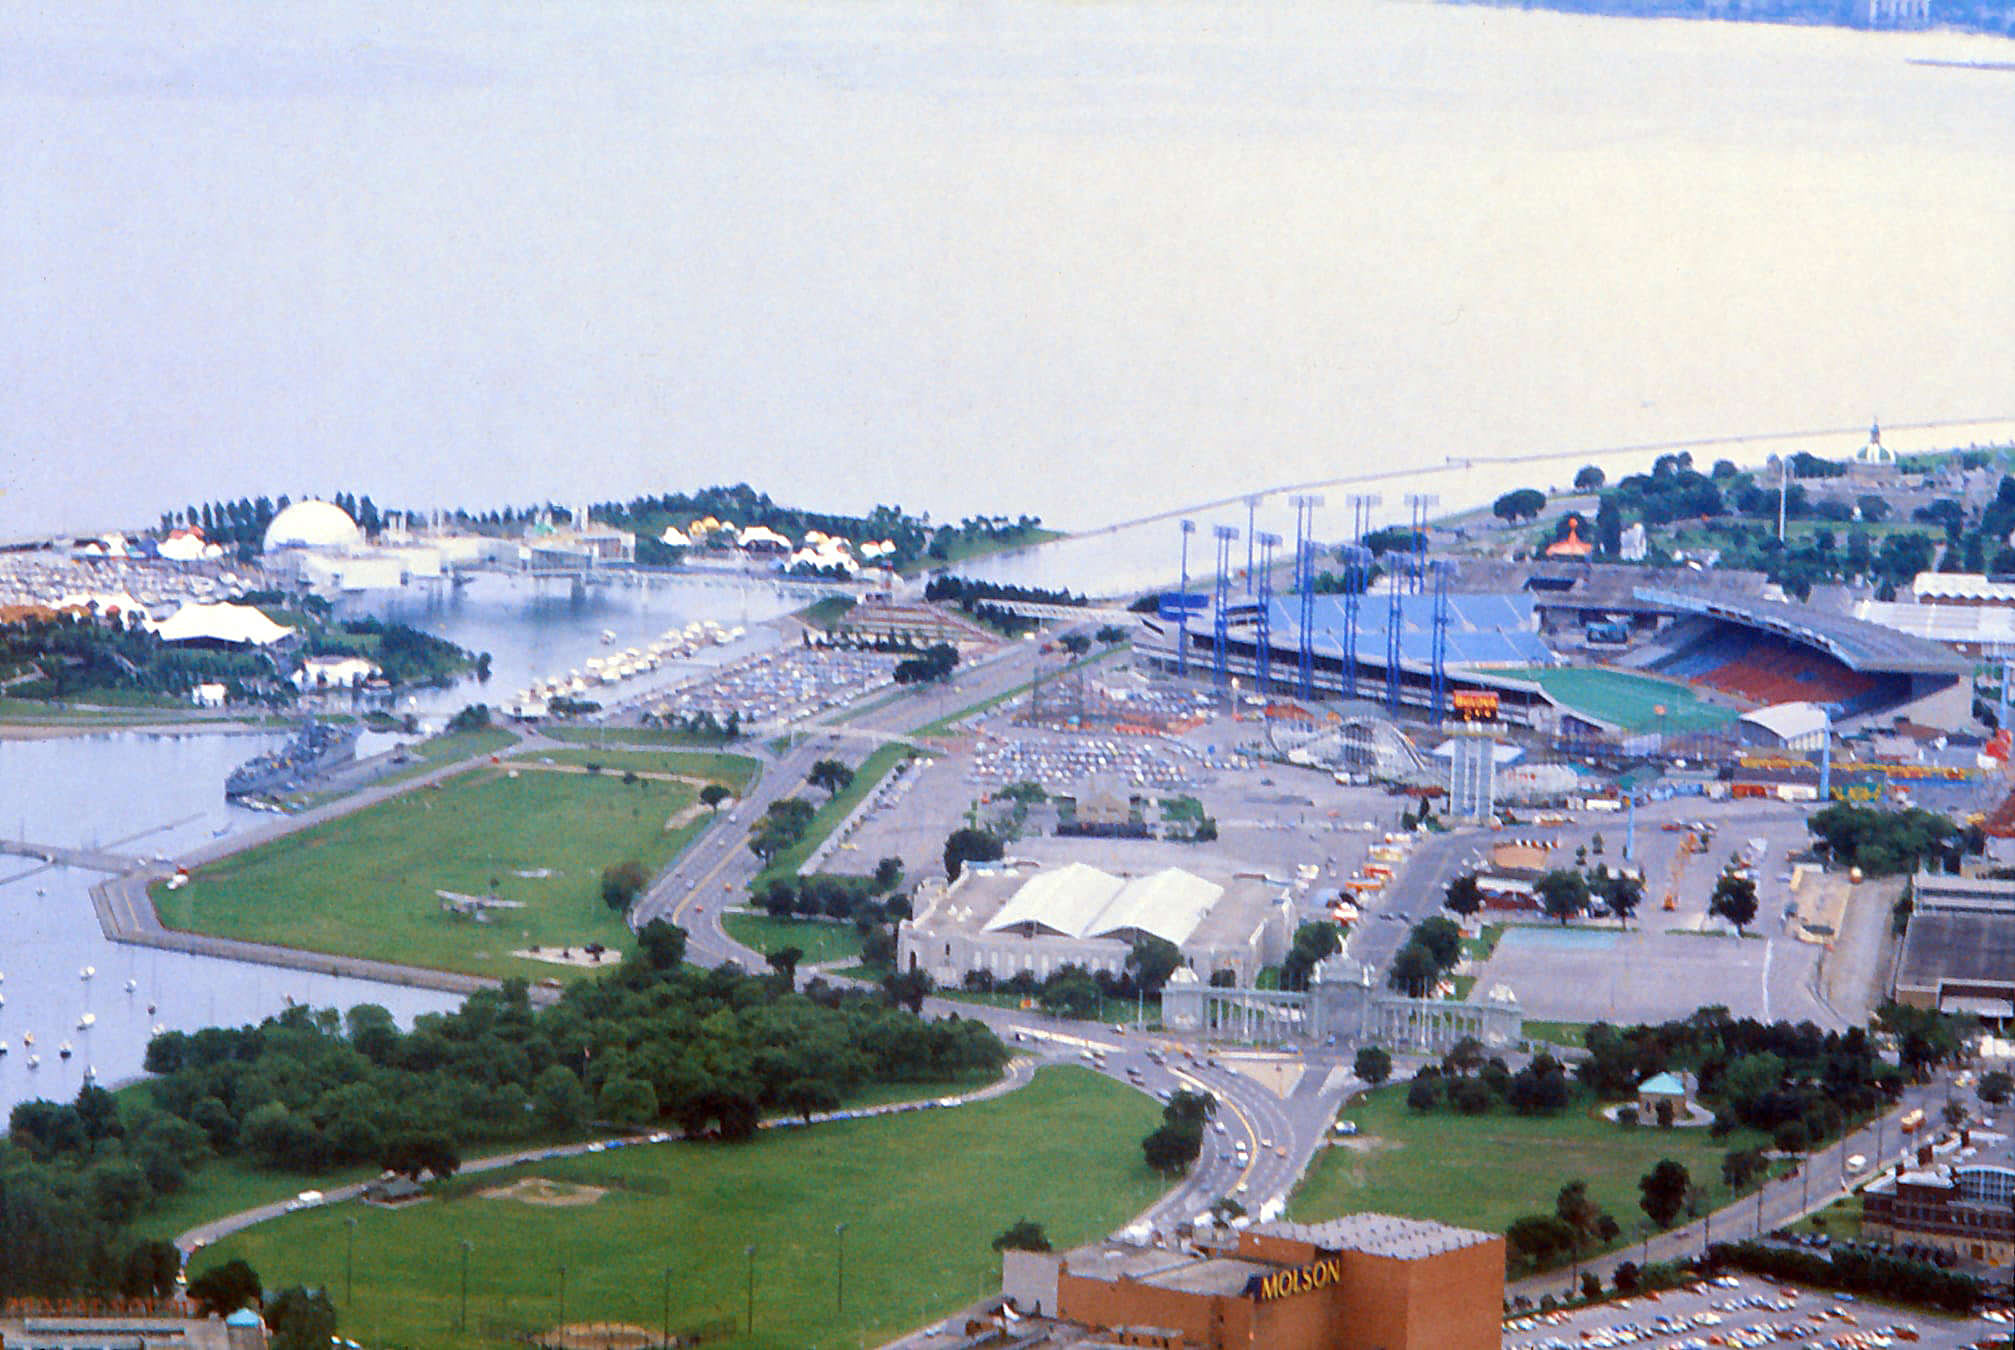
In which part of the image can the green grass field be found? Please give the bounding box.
[719,912,865,965]
[1500,666,1736,734]
[542,725,747,751]
[1523,1020,1591,1049]
[513,747,759,794]
[191,1066,1162,1350]
[1293,1083,1776,1259]
[158,768,706,981]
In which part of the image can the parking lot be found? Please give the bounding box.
[1463,796,1860,1027]
[649,646,900,726]
[1504,1272,2011,1350]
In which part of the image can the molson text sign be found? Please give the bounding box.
[1244,1255,1344,1301]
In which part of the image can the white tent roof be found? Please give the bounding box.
[659,525,691,547]
[151,601,293,647]
[158,530,221,562]
[1086,868,1222,946]
[981,863,1223,948]
[1739,701,1828,743]
[983,863,1124,939]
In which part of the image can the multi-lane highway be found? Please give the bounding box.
[617,632,1357,1236]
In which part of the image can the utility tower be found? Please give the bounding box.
[1176,519,1196,679]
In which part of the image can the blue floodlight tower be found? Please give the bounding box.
[1254,532,1282,696]
[1430,560,1451,725]
[1384,565,1404,714]
[1177,519,1196,679]
[1291,493,1324,699]
[1405,493,1438,594]
[1340,545,1367,701]
[1347,492,1381,548]
[1212,524,1239,693]
[1245,495,1263,594]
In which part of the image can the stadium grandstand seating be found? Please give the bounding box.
[1649,625,1880,709]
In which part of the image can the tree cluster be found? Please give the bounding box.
[942,826,1004,881]
[962,950,1175,1015]
[1,922,1007,1300]
[1577,1009,1913,1148]
[1504,1179,1621,1273]
[1807,803,1963,876]
[1280,921,1343,992]
[0,611,292,705]
[1385,916,1461,997]
[1141,1090,1216,1177]
[1403,1044,1573,1118]
[749,873,906,932]
[924,576,1085,610]
[748,796,818,863]
[1705,1240,1982,1315]
[893,642,961,686]
[314,617,482,688]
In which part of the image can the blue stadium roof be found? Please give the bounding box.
[1209,592,1555,669]
[1634,587,1972,677]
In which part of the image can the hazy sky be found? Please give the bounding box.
[4,0,2011,539]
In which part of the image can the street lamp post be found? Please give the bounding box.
[745,1245,757,1334]
[344,1217,357,1311]
[835,1222,848,1315]
[558,1265,567,1332]
[459,1240,472,1333]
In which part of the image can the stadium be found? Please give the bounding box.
[1133,566,1974,742]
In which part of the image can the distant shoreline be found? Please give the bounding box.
[1445,0,2013,42]
[1906,55,2015,68]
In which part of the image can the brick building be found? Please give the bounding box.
[1860,1128,2015,1268]
[1002,1215,1503,1350]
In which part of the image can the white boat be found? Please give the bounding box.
[124,978,137,993]
[0,1040,8,1056]
[22,1030,34,1047]
[600,628,617,643]
[80,965,95,980]
[84,1065,97,1080]
[151,1023,166,1035]
[78,1012,96,1029]
[26,1054,39,1069]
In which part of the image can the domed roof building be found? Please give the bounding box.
[264,499,363,552]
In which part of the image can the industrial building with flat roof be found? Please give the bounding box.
[1002,1215,1504,1350]
[1893,873,2015,1023]
[896,861,1293,987]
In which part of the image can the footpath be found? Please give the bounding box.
[174,1054,1044,1256]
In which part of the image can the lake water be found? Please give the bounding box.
[3,0,2011,546]
[0,567,810,1119]
[338,569,799,718]
[0,733,461,1120]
